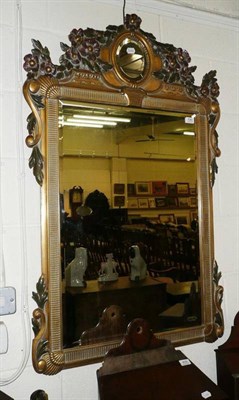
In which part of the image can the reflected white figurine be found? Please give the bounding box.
[98,253,118,283]
[129,245,147,281]
[65,247,87,287]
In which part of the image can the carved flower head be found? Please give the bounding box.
[125,14,142,30]
[200,86,209,97]
[210,82,220,98]
[40,60,56,76]
[200,70,220,99]
[78,38,100,61]
[164,55,180,72]
[68,28,84,45]
[176,48,191,65]
[23,54,39,72]
[65,47,80,65]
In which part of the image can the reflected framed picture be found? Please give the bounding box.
[176,182,189,195]
[159,214,175,224]
[176,215,189,225]
[138,198,149,208]
[114,183,125,194]
[135,182,151,195]
[127,198,138,208]
[190,187,197,195]
[148,198,156,208]
[178,197,190,208]
[127,183,136,196]
[166,197,178,207]
[114,195,125,207]
[155,197,166,208]
[168,184,177,196]
[152,181,167,196]
[190,197,197,207]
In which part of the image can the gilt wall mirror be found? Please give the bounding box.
[23,14,223,375]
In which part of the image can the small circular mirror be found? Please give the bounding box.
[116,39,146,81]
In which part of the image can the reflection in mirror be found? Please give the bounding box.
[116,39,146,80]
[59,102,199,348]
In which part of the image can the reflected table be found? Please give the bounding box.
[62,276,167,346]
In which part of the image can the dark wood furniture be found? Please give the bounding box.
[30,390,48,400]
[0,391,14,400]
[63,276,167,346]
[215,312,239,400]
[97,318,228,400]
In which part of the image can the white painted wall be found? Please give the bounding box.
[0,0,238,399]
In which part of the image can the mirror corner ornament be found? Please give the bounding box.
[31,275,64,375]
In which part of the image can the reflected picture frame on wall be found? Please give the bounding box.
[114,183,125,194]
[190,187,197,195]
[190,197,197,207]
[168,184,177,196]
[176,215,189,225]
[159,214,175,224]
[135,182,151,195]
[127,183,136,196]
[176,182,190,195]
[155,197,166,207]
[114,195,125,207]
[148,198,156,208]
[166,197,178,207]
[152,181,167,196]
[178,197,190,207]
[127,198,138,208]
[138,198,149,208]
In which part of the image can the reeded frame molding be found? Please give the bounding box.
[23,14,223,374]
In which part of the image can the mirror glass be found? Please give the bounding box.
[116,39,146,80]
[59,101,199,347]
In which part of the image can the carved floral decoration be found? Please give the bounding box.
[23,14,220,187]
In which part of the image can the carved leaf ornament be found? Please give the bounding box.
[23,14,220,187]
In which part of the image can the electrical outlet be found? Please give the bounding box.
[0,287,16,316]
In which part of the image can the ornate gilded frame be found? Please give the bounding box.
[23,14,223,375]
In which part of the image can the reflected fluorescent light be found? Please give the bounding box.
[67,118,116,126]
[186,157,191,161]
[183,131,195,136]
[61,121,103,128]
[73,114,131,123]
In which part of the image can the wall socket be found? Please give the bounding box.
[0,287,16,316]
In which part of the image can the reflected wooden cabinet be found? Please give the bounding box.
[63,277,167,346]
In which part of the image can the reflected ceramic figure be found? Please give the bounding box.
[98,253,118,282]
[65,247,87,287]
[129,245,147,281]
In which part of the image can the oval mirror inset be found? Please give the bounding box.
[116,39,146,80]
